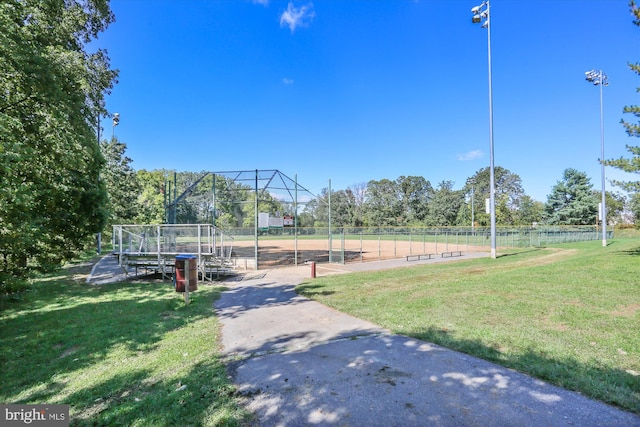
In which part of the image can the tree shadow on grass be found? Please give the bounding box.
[60,359,246,426]
[614,246,640,257]
[408,326,640,414]
[0,279,223,403]
[295,283,336,297]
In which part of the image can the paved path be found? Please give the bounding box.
[215,256,640,426]
[86,254,156,284]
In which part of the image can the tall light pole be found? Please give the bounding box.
[585,70,608,247]
[96,113,103,255]
[472,1,496,258]
[469,179,476,234]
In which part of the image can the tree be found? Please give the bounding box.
[100,137,140,225]
[602,1,640,225]
[630,193,640,225]
[424,181,464,227]
[212,175,252,228]
[0,1,117,276]
[515,195,545,226]
[603,191,627,225]
[544,169,598,225]
[347,183,367,227]
[397,176,433,224]
[135,169,167,224]
[363,179,403,227]
[465,167,526,226]
[328,190,356,227]
[304,188,333,227]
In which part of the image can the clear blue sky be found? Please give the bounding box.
[95,0,640,202]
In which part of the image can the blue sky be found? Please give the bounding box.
[95,0,640,202]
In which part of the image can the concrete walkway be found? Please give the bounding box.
[86,254,130,284]
[215,256,640,426]
[86,253,160,285]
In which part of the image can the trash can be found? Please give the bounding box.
[175,254,198,292]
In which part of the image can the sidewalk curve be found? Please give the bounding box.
[215,257,640,426]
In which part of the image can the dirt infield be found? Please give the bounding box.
[230,237,489,268]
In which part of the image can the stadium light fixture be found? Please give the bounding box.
[471,1,496,259]
[112,112,120,138]
[585,69,609,247]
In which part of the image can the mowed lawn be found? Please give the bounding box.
[297,237,640,414]
[0,260,252,426]
[1,235,638,424]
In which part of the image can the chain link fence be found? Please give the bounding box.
[223,225,612,269]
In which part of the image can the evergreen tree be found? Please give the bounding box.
[545,169,598,225]
[602,1,640,225]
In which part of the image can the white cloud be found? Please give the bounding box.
[457,150,483,161]
[280,2,315,33]
[282,78,294,85]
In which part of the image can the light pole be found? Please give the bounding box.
[472,1,496,258]
[96,114,103,255]
[585,70,608,247]
[469,179,476,234]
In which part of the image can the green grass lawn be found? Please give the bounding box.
[297,237,640,414]
[0,259,251,426]
[2,235,639,423]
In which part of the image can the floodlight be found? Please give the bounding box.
[583,68,609,247]
[469,0,495,258]
[585,70,597,82]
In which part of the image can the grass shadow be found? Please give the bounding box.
[407,326,640,414]
[0,267,248,425]
[62,359,244,426]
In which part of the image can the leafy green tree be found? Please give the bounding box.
[602,191,626,225]
[515,195,545,226]
[363,179,403,226]
[544,169,598,225]
[397,176,433,224]
[240,188,286,228]
[465,167,525,226]
[0,0,117,276]
[347,183,367,227]
[100,137,140,225]
[303,188,335,227]
[212,175,251,228]
[424,181,464,227]
[135,169,166,224]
